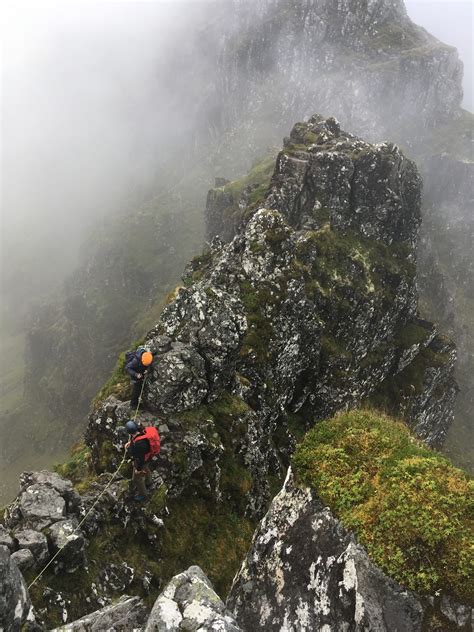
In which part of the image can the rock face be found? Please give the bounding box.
[0,545,37,632]
[145,565,241,632]
[214,0,462,153]
[227,470,471,632]
[418,145,474,472]
[147,117,455,451]
[45,566,239,632]
[85,117,457,530]
[209,0,472,471]
[17,0,471,514]
[3,470,86,580]
[51,596,148,632]
[14,529,49,568]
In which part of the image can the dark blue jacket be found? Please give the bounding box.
[125,352,147,382]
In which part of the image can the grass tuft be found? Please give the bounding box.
[293,409,473,602]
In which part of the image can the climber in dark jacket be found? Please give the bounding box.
[125,348,154,410]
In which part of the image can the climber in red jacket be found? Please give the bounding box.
[125,421,161,501]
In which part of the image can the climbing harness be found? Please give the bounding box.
[27,377,148,590]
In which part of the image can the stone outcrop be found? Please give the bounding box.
[214,0,463,154]
[208,0,472,472]
[0,545,37,632]
[82,119,457,578]
[14,529,49,568]
[51,596,148,632]
[16,0,472,519]
[32,566,239,631]
[3,470,87,580]
[145,565,241,632]
[227,470,472,631]
[144,116,455,461]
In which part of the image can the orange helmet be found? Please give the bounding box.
[141,351,153,366]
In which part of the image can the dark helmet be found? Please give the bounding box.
[125,420,139,434]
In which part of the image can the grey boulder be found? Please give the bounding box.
[228,470,424,632]
[0,545,36,632]
[15,529,49,567]
[0,525,14,550]
[11,548,35,573]
[145,565,241,631]
[51,595,147,631]
[47,519,85,571]
[19,484,66,527]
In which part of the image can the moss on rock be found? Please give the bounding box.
[293,409,473,602]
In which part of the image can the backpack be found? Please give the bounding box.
[133,427,161,461]
[124,347,146,366]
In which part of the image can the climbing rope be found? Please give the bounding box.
[27,377,148,590]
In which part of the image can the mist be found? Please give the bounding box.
[0,0,472,504]
[2,0,472,319]
[1,1,217,321]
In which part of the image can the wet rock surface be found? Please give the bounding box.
[11,547,35,573]
[0,525,14,550]
[14,529,49,568]
[4,116,462,629]
[156,117,455,460]
[227,471,471,632]
[145,565,241,632]
[51,595,148,631]
[214,0,463,157]
[0,545,37,632]
[2,470,88,602]
[47,519,86,572]
[81,119,457,561]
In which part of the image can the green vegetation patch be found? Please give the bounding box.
[365,21,424,53]
[160,499,255,598]
[293,409,474,602]
[54,443,93,493]
[239,279,278,364]
[396,322,432,349]
[93,336,145,406]
[217,154,277,225]
[295,227,415,314]
[222,154,276,199]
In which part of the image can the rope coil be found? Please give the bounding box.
[27,376,148,590]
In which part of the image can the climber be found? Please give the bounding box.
[124,420,161,501]
[125,347,154,411]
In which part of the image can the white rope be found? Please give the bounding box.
[27,377,148,589]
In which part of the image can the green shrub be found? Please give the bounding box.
[293,409,474,603]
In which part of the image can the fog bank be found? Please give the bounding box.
[1,1,214,318]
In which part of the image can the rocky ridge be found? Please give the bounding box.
[2,116,464,629]
[211,0,473,471]
[16,0,473,508]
